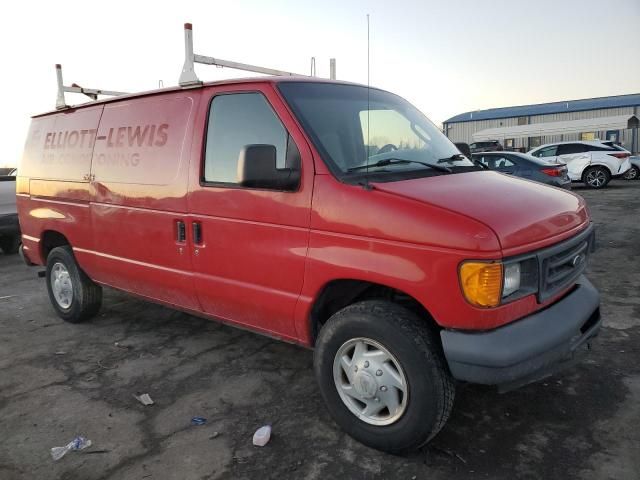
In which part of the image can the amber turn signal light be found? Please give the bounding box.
[459,262,503,308]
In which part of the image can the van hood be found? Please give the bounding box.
[372,171,588,251]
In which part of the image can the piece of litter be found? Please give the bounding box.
[55,351,67,355]
[133,393,154,406]
[0,295,17,300]
[191,416,207,426]
[253,425,272,446]
[50,436,92,461]
[209,431,220,439]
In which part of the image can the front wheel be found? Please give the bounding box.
[583,166,611,189]
[46,246,102,323]
[314,300,455,453]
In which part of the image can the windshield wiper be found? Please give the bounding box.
[436,154,467,163]
[347,158,452,173]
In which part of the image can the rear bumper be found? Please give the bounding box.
[0,213,20,235]
[554,179,572,190]
[612,159,631,178]
[441,275,600,391]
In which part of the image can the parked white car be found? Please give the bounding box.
[528,140,631,188]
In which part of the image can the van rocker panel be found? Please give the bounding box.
[441,275,600,387]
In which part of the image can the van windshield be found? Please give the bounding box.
[278,82,474,181]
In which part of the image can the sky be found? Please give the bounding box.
[1,0,639,167]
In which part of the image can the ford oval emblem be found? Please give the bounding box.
[572,254,584,268]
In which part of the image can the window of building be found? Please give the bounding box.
[528,137,542,149]
[517,117,528,126]
[606,130,620,143]
[204,93,290,184]
[505,138,514,149]
[580,132,596,141]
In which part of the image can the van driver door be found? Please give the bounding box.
[187,83,313,341]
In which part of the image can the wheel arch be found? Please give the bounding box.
[309,278,439,346]
[41,230,71,261]
[583,162,612,175]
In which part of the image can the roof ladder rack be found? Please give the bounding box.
[178,22,336,86]
[55,64,127,110]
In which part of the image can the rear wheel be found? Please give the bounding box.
[314,300,455,453]
[46,246,102,323]
[583,166,611,189]
[624,165,639,180]
[0,235,20,254]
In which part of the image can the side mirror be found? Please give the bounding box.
[236,144,299,190]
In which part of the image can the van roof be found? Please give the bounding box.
[33,76,364,118]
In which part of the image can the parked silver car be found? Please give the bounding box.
[0,169,20,254]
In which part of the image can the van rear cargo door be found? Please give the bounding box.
[19,106,104,265]
[82,93,201,311]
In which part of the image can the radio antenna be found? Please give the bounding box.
[364,13,372,190]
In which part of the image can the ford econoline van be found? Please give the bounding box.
[17,77,600,453]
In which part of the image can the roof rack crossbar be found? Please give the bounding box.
[179,23,336,86]
[55,64,127,109]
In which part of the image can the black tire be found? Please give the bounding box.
[582,166,611,189]
[0,235,20,254]
[45,246,102,323]
[624,165,639,181]
[314,300,455,453]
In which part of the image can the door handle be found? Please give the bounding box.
[176,220,186,242]
[192,222,203,245]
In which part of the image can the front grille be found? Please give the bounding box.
[537,224,595,302]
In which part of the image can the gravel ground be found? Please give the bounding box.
[1,180,639,480]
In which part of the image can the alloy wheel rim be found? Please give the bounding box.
[51,262,73,309]
[625,167,638,180]
[586,169,606,187]
[333,337,408,426]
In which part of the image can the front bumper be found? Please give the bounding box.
[441,275,600,391]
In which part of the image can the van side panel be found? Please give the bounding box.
[79,93,200,310]
[17,107,103,265]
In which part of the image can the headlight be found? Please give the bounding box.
[503,263,521,297]
[459,258,538,308]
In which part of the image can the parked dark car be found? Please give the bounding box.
[472,152,571,189]
[469,140,503,153]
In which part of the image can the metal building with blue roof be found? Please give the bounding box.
[443,93,640,154]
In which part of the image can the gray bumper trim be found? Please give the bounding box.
[441,275,600,388]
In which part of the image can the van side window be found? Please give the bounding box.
[204,93,296,185]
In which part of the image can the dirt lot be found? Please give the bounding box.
[1,180,639,480]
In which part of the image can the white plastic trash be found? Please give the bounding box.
[133,393,154,406]
[252,425,271,446]
[50,436,92,461]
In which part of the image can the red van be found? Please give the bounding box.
[17,77,600,452]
